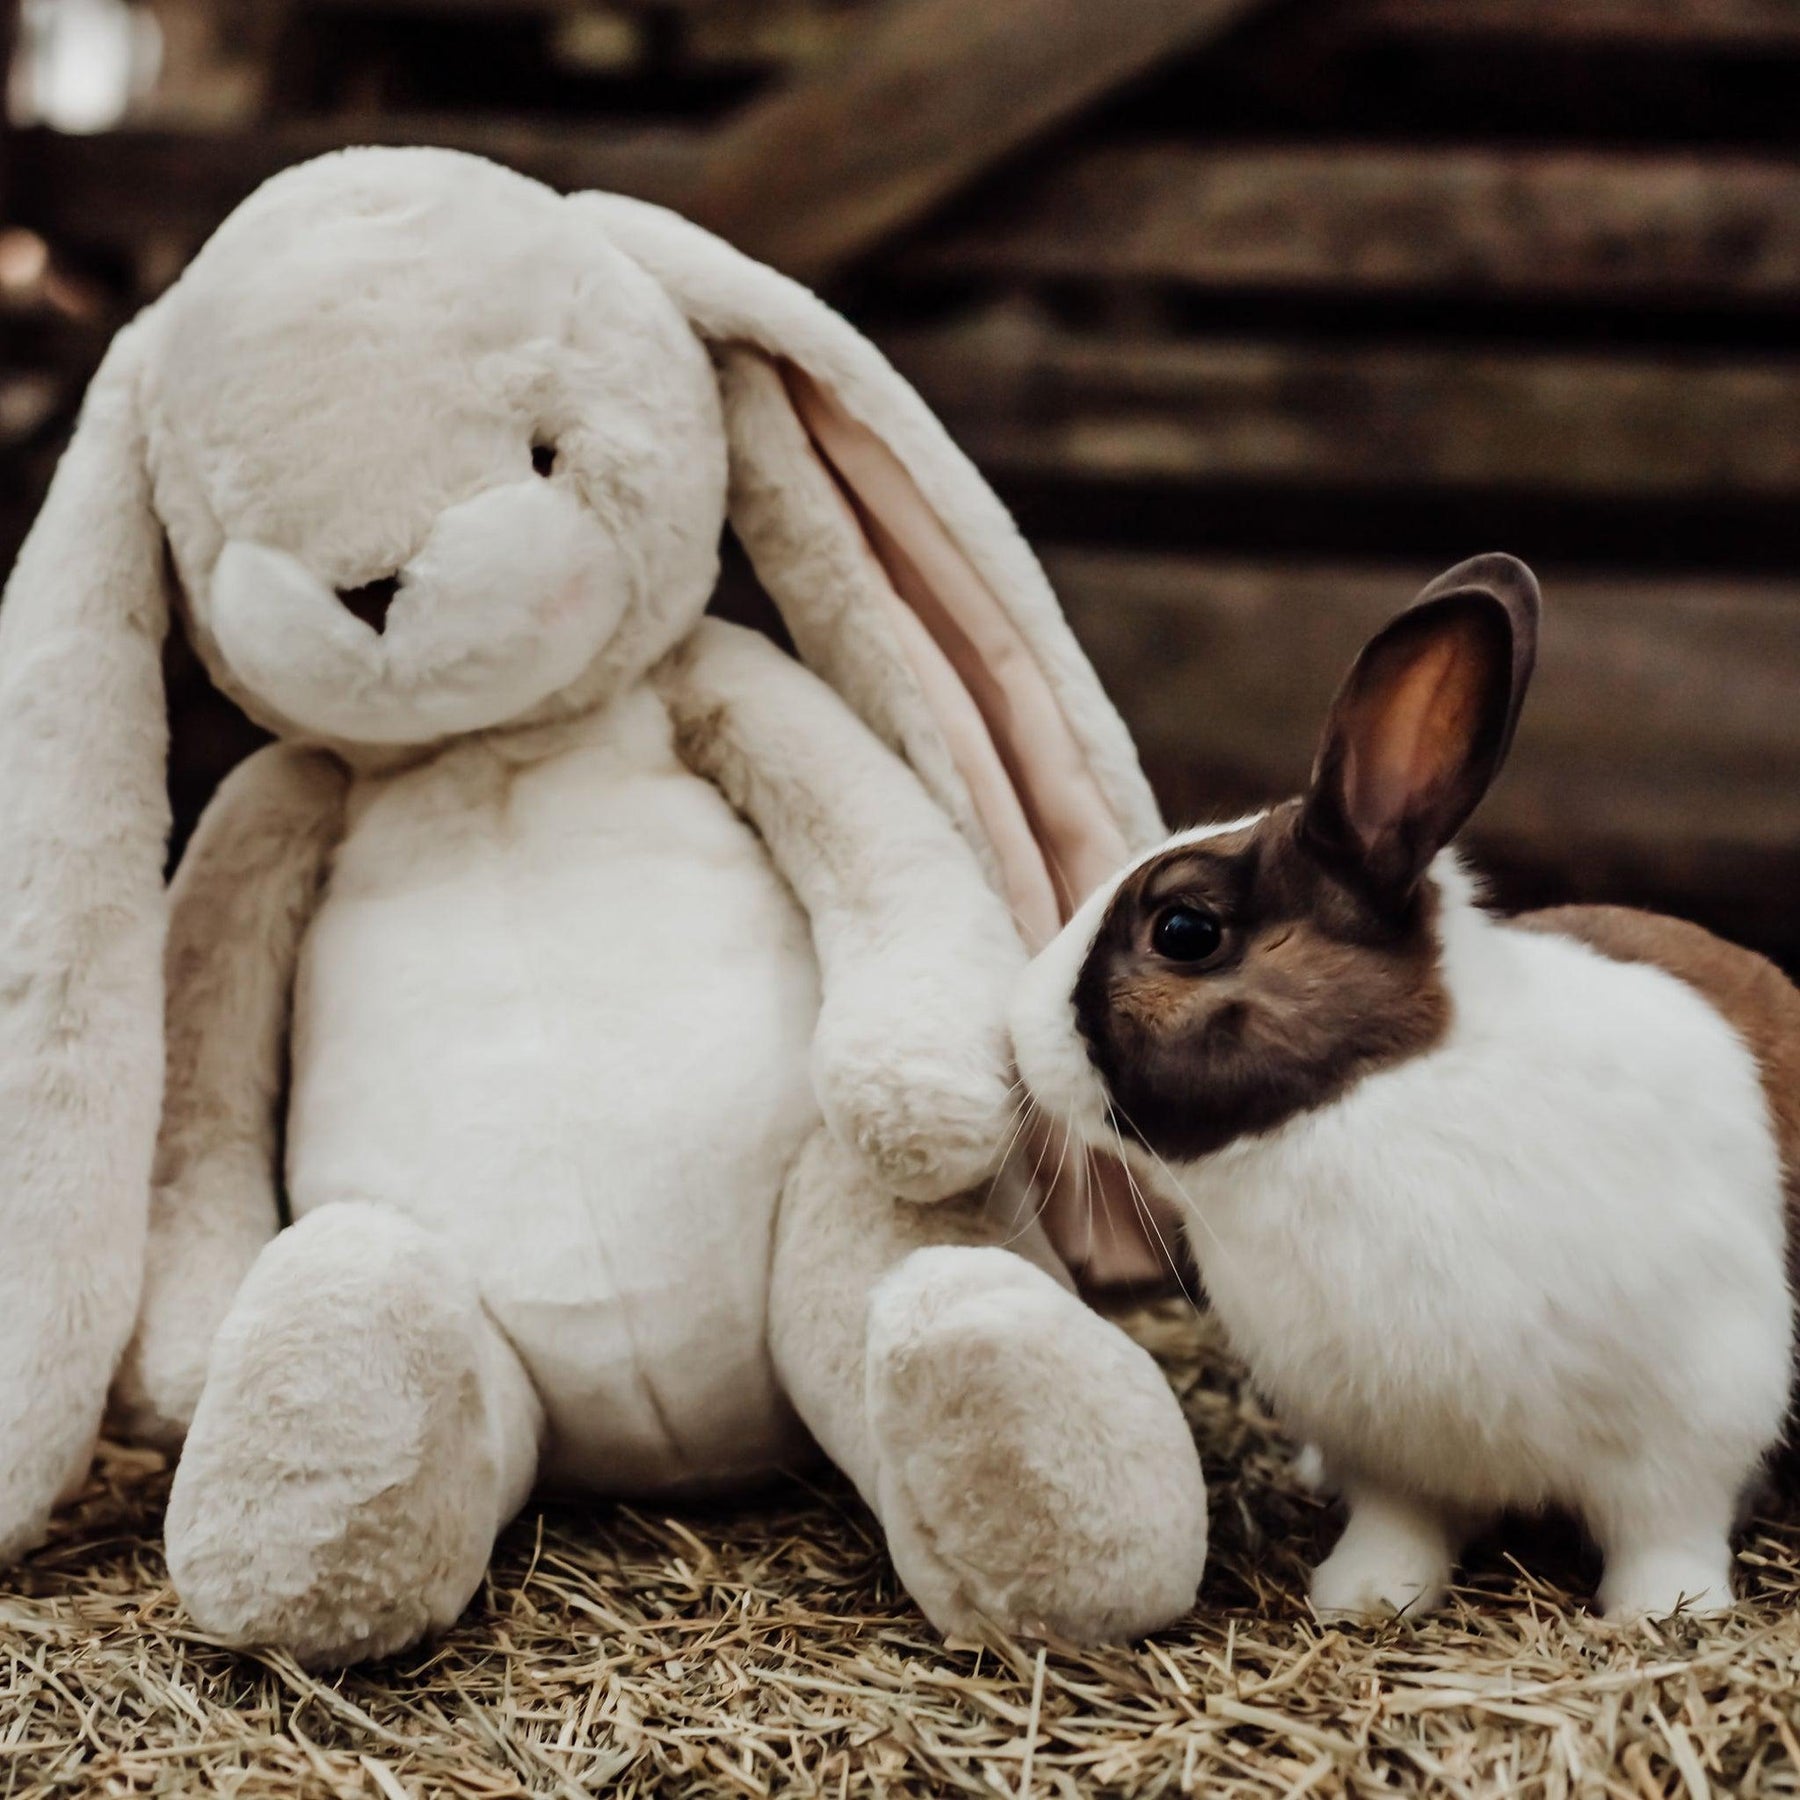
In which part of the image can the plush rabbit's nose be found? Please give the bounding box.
[336,574,401,634]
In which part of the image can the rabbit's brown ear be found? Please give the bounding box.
[1303,556,1540,903]
[1410,552,1541,767]
[576,191,1178,1287]
[0,318,172,1558]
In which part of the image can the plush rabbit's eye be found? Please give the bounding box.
[531,442,558,477]
[1151,904,1223,964]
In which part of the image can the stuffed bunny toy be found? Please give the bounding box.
[0,147,1208,1666]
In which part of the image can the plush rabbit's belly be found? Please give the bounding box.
[285,697,823,1492]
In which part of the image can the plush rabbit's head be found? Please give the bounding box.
[146,150,728,745]
[0,146,1176,1282]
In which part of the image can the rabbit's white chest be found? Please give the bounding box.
[284,688,822,1490]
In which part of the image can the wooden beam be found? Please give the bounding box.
[679,4,863,75]
[881,310,1800,501]
[905,143,1800,309]
[1040,548,1800,948]
[1353,0,1800,47]
[671,0,1280,282]
[10,0,1286,283]
[6,116,705,249]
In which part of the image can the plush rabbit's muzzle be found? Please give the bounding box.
[335,574,400,634]
[207,471,633,745]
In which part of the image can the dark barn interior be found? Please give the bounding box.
[3,0,1797,966]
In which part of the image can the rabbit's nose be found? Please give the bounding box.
[336,574,401,634]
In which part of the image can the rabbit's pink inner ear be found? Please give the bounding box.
[781,362,1131,947]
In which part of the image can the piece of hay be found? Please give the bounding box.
[4,1301,1798,1798]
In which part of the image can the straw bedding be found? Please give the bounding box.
[5,1299,1799,1798]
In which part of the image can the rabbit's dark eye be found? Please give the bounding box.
[531,443,558,477]
[1151,904,1223,964]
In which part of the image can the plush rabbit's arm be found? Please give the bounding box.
[110,743,348,1448]
[658,619,1024,1203]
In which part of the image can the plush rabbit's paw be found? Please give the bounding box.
[813,1012,1017,1204]
[865,1245,1207,1644]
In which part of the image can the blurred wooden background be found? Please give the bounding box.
[3,0,1797,967]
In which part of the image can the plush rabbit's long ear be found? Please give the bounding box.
[0,319,171,1557]
[581,194,1179,1284]
[579,194,1161,947]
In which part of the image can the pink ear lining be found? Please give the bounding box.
[782,364,1179,1287]
[782,364,1131,948]
[867,589,1065,948]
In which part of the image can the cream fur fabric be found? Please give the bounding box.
[0,147,1205,1666]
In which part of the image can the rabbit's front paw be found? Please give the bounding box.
[1599,1547,1735,1621]
[1311,1553,1445,1622]
[1310,1491,1455,1622]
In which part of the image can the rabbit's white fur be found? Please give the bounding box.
[0,148,1207,1662]
[1014,831,1791,1620]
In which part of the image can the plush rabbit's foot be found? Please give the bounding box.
[1599,1547,1735,1620]
[1311,1489,1456,1621]
[165,1203,542,1668]
[864,1245,1208,1644]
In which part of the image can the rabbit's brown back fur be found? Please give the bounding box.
[1516,905,1800,1283]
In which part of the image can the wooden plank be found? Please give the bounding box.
[300,0,863,65]
[1353,0,1800,47]
[881,309,1800,500]
[6,117,706,248]
[1041,548,1800,946]
[671,0,1279,281]
[905,144,1800,308]
[680,3,864,73]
